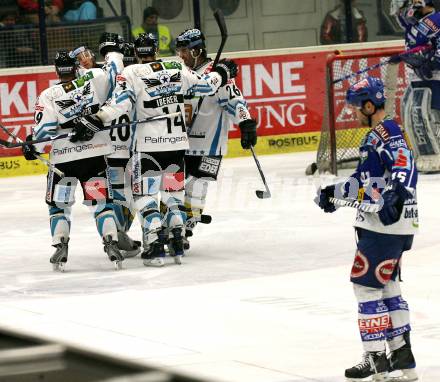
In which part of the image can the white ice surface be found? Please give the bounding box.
[0,151,439,382]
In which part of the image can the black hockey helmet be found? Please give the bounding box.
[122,42,137,66]
[175,28,206,50]
[134,32,158,57]
[99,32,124,56]
[54,49,76,76]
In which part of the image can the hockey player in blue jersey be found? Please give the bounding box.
[317,77,418,382]
[391,0,440,171]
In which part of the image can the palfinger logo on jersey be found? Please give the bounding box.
[375,259,399,285]
[351,250,369,278]
[52,143,94,156]
[144,136,187,144]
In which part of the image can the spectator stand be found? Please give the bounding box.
[0,15,131,68]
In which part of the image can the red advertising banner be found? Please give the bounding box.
[0,71,57,157]
[233,52,327,138]
[0,52,329,158]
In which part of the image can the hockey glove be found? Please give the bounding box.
[22,134,38,161]
[317,185,337,213]
[378,180,410,226]
[214,59,238,86]
[70,115,103,143]
[238,119,257,149]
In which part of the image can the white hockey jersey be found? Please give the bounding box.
[33,52,124,164]
[97,59,224,153]
[185,60,251,156]
[106,109,135,159]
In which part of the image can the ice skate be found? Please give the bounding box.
[345,351,389,381]
[103,236,124,270]
[141,240,165,267]
[168,228,184,264]
[183,230,192,251]
[50,237,69,272]
[388,333,418,382]
[117,231,141,258]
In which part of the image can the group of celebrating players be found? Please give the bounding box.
[22,28,257,270]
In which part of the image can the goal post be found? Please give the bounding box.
[312,47,409,175]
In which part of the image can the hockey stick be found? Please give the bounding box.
[212,9,228,68]
[250,146,271,199]
[0,124,64,177]
[314,195,381,213]
[329,197,381,213]
[0,112,181,149]
[187,9,227,134]
[332,44,432,84]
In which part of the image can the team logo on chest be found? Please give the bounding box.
[142,71,182,97]
[55,82,94,119]
[159,73,171,84]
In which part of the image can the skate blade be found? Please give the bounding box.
[373,372,389,382]
[113,260,123,270]
[143,258,165,267]
[388,369,418,382]
[52,262,66,272]
[173,255,182,265]
[346,373,388,382]
[122,248,141,258]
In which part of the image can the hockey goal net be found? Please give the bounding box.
[314,47,409,175]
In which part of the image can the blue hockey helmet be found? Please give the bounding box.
[346,77,385,108]
[176,28,206,50]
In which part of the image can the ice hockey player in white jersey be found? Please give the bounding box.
[105,42,142,258]
[70,40,141,258]
[76,32,239,267]
[317,77,418,382]
[22,37,126,271]
[175,28,257,250]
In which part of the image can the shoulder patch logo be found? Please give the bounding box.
[374,124,389,141]
[150,62,163,72]
[62,81,76,93]
[163,61,182,70]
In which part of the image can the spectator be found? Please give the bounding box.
[0,12,16,28]
[18,0,63,24]
[132,6,174,57]
[320,0,367,44]
[63,0,97,22]
[0,11,38,68]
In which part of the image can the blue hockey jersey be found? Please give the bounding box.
[344,118,419,234]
